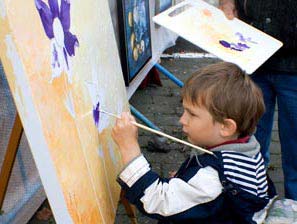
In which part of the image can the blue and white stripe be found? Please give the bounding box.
[222,151,268,198]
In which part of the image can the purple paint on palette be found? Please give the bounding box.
[93,102,100,127]
[230,46,243,51]
[219,40,230,48]
[219,40,249,51]
[237,42,250,49]
[235,32,258,44]
[219,32,257,52]
[230,42,249,51]
[219,40,243,51]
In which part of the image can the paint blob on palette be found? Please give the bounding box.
[153,0,283,74]
[219,32,258,52]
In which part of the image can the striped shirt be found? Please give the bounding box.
[221,151,268,198]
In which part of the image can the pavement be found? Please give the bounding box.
[28,38,284,224]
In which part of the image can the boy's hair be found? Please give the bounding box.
[181,62,265,136]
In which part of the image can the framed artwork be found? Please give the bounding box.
[155,0,173,15]
[118,0,152,85]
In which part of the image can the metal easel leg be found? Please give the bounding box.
[154,63,184,88]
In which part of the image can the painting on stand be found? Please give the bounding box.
[118,0,152,85]
[0,0,128,223]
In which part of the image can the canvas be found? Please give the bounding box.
[118,0,152,85]
[0,0,128,223]
[153,0,283,74]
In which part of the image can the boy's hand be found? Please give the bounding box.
[219,0,238,20]
[112,112,141,165]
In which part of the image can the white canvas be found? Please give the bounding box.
[0,0,128,223]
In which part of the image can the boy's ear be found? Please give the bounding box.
[220,118,237,137]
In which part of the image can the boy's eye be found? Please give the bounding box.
[188,111,197,117]
[183,108,198,118]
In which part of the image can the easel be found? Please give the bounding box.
[0,113,137,223]
[0,113,23,210]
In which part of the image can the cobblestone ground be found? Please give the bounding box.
[28,41,284,224]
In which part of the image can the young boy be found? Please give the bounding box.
[112,62,276,224]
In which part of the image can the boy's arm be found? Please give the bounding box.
[219,0,238,20]
[117,155,223,221]
[112,112,223,221]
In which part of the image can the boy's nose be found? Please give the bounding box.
[179,112,187,125]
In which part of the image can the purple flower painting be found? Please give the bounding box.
[35,0,79,83]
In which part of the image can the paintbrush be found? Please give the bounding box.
[99,109,213,155]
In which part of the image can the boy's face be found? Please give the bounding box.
[179,99,224,148]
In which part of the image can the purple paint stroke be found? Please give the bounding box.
[237,42,250,49]
[230,46,243,51]
[63,47,69,69]
[48,0,59,18]
[93,101,100,127]
[35,0,79,57]
[64,31,79,56]
[219,40,250,51]
[52,45,60,68]
[219,40,230,48]
[235,32,258,44]
[229,42,249,51]
[35,0,54,38]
